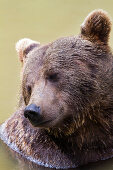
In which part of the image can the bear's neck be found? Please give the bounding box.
[46,114,113,163]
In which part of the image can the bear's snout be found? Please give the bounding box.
[24,104,42,126]
[24,104,41,118]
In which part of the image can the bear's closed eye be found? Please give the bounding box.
[27,85,32,95]
[46,73,59,83]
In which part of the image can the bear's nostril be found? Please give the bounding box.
[24,110,36,119]
[24,104,41,119]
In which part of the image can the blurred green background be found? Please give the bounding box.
[0,0,113,169]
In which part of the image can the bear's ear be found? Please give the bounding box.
[81,9,112,43]
[16,38,40,63]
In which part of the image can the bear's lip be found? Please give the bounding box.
[28,118,54,127]
[26,112,65,128]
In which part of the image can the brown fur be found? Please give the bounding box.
[0,9,113,169]
[81,9,112,43]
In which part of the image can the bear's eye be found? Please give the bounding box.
[27,85,32,95]
[47,73,59,83]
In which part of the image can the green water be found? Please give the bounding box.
[0,0,113,169]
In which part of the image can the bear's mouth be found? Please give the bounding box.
[26,116,54,127]
[31,119,53,127]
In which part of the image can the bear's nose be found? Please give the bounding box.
[24,104,41,120]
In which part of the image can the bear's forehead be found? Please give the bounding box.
[45,36,92,56]
[27,36,93,64]
[49,36,87,49]
[22,35,108,83]
[24,36,104,77]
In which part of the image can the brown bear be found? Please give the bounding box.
[0,9,113,169]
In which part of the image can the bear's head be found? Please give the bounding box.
[16,10,113,136]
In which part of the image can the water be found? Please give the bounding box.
[0,0,113,169]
